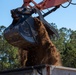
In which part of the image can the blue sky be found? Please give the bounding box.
[0,0,76,30]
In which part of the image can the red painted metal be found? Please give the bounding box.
[38,0,69,9]
[23,0,68,10]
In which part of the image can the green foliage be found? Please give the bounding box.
[52,26,76,68]
[0,26,19,71]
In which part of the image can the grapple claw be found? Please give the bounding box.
[4,7,59,49]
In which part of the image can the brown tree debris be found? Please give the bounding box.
[19,18,62,67]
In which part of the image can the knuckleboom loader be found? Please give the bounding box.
[4,0,69,49]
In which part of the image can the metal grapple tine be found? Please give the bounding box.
[35,8,59,38]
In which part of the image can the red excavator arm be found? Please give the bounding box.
[23,0,69,10]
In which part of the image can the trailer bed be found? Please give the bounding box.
[0,64,76,75]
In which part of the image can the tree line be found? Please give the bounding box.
[0,25,76,71]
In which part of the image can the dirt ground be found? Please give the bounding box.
[18,18,62,67]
